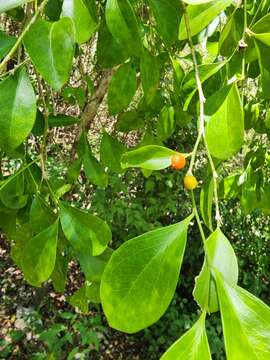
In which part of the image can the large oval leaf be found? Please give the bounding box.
[161,312,212,360]
[100,215,193,333]
[206,83,244,160]
[121,145,182,170]
[22,219,59,286]
[105,0,142,56]
[149,0,181,47]
[215,270,270,359]
[179,0,233,40]
[0,68,36,153]
[60,203,112,256]
[62,0,97,44]
[24,18,75,90]
[108,62,137,115]
[140,48,161,105]
[100,131,126,173]
[193,228,238,313]
[0,31,16,58]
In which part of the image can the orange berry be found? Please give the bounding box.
[171,154,186,170]
[184,175,198,190]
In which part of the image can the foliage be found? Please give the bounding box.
[1,0,270,358]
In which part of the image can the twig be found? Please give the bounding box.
[182,2,222,227]
[0,0,48,74]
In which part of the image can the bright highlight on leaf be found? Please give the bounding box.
[100,215,193,333]
[24,18,75,90]
[0,68,36,153]
[215,270,270,359]
[161,312,212,360]
[121,145,184,170]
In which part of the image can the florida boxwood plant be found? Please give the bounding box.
[1,0,270,358]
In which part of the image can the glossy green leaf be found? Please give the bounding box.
[179,0,233,40]
[24,18,75,90]
[140,48,161,105]
[60,203,112,256]
[206,84,244,160]
[0,172,28,210]
[219,9,243,57]
[0,69,36,152]
[215,270,270,359]
[62,0,97,43]
[157,106,175,141]
[193,228,238,312]
[11,223,32,268]
[121,145,181,170]
[69,284,89,313]
[116,110,144,132]
[79,133,108,188]
[100,131,126,173]
[48,114,80,127]
[105,0,142,56]
[182,62,225,110]
[100,215,193,333]
[255,39,270,73]
[22,219,59,286]
[51,253,69,293]
[149,0,181,47]
[30,195,56,234]
[79,248,113,283]
[200,175,213,231]
[96,20,128,69]
[0,31,16,58]
[108,62,137,115]
[0,0,30,13]
[161,312,211,360]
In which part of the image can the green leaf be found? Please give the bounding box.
[96,19,128,69]
[193,228,238,313]
[161,312,211,360]
[219,9,243,57]
[79,248,113,283]
[140,48,161,104]
[116,110,144,132]
[121,145,181,170]
[22,219,59,286]
[48,114,80,127]
[62,0,97,44]
[79,133,108,188]
[179,0,233,40]
[157,106,175,141]
[182,0,213,3]
[215,270,270,359]
[51,253,69,293]
[100,215,193,333]
[206,83,244,160]
[100,131,126,173]
[0,0,30,13]
[0,31,16,58]
[0,68,36,152]
[108,62,137,115]
[11,223,32,267]
[105,0,142,57]
[30,196,56,234]
[182,62,225,110]
[149,0,181,47]
[60,203,112,256]
[24,18,75,90]
[0,172,28,210]
[69,285,89,313]
[200,175,213,231]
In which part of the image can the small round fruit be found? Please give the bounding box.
[171,154,186,170]
[184,175,198,190]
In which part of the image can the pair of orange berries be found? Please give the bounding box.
[171,154,198,190]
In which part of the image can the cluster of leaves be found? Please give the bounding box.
[0,308,106,359]
[1,0,270,358]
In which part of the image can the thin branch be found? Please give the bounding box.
[0,0,48,74]
[182,2,222,227]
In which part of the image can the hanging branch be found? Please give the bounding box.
[182,2,222,227]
